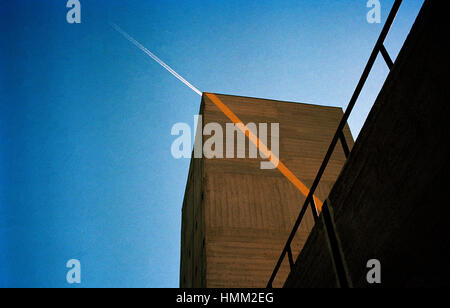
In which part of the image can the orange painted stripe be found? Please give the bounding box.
[205,92,323,212]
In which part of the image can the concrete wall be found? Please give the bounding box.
[285,0,450,288]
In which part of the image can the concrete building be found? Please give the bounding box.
[180,94,353,288]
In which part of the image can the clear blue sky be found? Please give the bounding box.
[0,0,424,287]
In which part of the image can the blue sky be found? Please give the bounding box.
[0,0,424,287]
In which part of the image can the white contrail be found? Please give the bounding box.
[110,23,202,96]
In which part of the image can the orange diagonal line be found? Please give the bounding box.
[205,92,323,212]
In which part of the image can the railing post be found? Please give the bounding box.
[287,245,295,270]
[380,44,394,70]
[338,130,351,159]
[322,200,352,288]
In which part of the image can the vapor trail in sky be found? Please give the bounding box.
[110,23,202,96]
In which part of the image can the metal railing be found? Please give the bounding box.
[267,0,403,288]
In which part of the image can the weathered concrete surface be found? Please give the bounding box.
[180,95,353,288]
[285,0,450,288]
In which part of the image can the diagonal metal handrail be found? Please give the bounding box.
[267,0,403,288]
